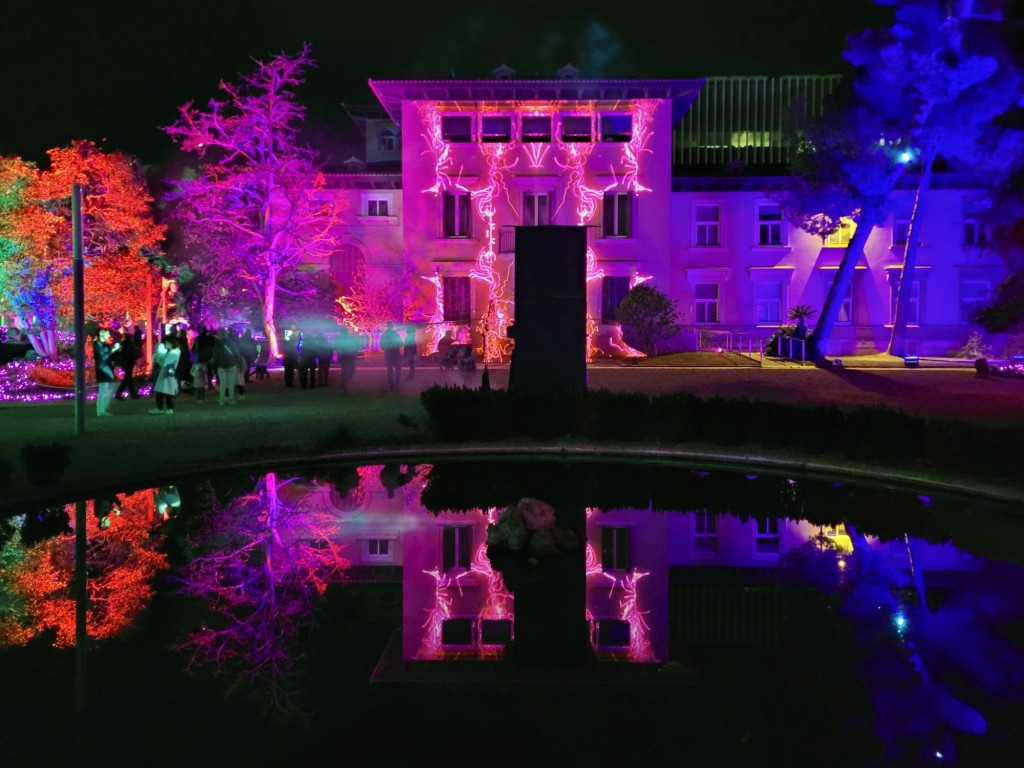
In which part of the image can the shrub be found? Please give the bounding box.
[20,442,72,486]
[0,455,13,492]
[616,284,682,356]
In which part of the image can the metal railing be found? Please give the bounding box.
[694,328,764,364]
[776,335,806,363]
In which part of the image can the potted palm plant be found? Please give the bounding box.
[788,305,817,340]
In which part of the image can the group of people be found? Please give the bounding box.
[281,321,419,394]
[91,324,264,416]
[92,320,477,415]
[92,325,144,416]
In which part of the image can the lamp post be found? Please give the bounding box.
[72,183,85,436]
[71,182,89,710]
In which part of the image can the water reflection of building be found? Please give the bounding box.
[288,467,980,668]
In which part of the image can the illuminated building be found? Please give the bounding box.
[312,70,1006,359]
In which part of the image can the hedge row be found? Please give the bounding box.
[419,385,1022,480]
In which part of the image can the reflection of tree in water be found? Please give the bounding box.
[0,490,166,648]
[780,526,1024,764]
[177,472,349,719]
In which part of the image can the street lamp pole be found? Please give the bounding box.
[72,183,86,436]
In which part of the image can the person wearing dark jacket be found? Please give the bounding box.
[115,329,140,400]
[298,329,319,389]
[380,321,403,393]
[93,328,119,416]
[334,327,359,393]
[313,332,332,386]
[239,328,258,384]
[282,323,301,387]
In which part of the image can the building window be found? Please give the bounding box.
[964,218,989,245]
[479,619,512,646]
[754,282,783,325]
[757,203,784,246]
[836,280,853,324]
[441,115,473,142]
[601,276,631,323]
[442,525,473,571]
[893,219,911,247]
[365,197,390,217]
[889,278,920,326]
[600,114,632,142]
[442,192,471,238]
[442,277,471,324]
[754,517,780,554]
[521,115,552,143]
[560,115,592,142]
[481,115,512,143]
[603,192,632,237]
[441,618,475,646]
[694,205,720,246]
[523,192,551,226]
[594,619,631,648]
[378,127,397,152]
[960,279,990,323]
[601,527,631,572]
[364,538,392,561]
[694,283,719,324]
[825,218,855,247]
[330,244,364,294]
[693,512,718,553]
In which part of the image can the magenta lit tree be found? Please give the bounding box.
[177,473,349,718]
[164,44,341,358]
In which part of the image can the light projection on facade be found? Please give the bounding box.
[416,98,661,362]
[416,566,472,660]
[471,508,515,656]
[469,142,517,361]
[583,507,657,662]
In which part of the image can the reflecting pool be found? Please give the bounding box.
[2,460,1022,767]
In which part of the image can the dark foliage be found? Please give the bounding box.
[19,442,71,486]
[0,454,13,492]
[419,385,1022,481]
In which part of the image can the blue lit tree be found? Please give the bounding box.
[781,101,899,361]
[845,0,1022,356]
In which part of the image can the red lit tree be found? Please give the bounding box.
[177,473,348,718]
[332,262,410,345]
[165,44,341,358]
[4,142,164,357]
[0,490,167,648]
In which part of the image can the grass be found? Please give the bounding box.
[627,351,760,367]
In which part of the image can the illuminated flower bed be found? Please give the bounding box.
[0,359,96,403]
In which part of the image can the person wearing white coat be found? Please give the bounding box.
[150,336,181,415]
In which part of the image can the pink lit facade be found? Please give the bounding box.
[313,75,1006,358]
[283,467,979,665]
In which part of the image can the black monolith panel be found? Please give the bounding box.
[508,226,587,391]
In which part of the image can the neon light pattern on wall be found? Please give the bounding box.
[417,99,660,362]
[416,567,471,659]
[472,507,514,657]
[470,142,517,361]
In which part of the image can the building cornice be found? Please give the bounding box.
[369,78,705,123]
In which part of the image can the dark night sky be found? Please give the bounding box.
[2,0,892,166]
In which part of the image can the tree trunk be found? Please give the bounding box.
[27,328,58,358]
[888,145,937,358]
[807,216,877,361]
[263,267,280,360]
